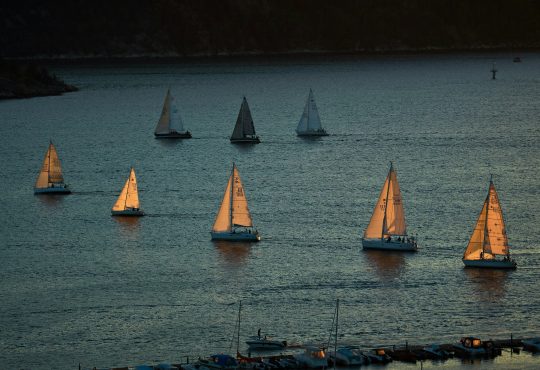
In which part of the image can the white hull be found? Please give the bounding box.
[463,258,516,269]
[246,337,286,350]
[362,238,417,251]
[296,129,328,137]
[112,209,145,217]
[211,231,260,241]
[34,185,71,194]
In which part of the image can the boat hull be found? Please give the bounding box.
[246,338,286,350]
[112,209,145,217]
[296,130,329,137]
[211,231,260,241]
[230,136,260,144]
[463,258,516,269]
[34,186,71,194]
[154,131,192,139]
[362,238,417,251]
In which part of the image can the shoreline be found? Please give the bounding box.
[4,46,539,65]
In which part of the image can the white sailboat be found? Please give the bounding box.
[462,177,516,269]
[154,89,192,138]
[296,89,328,137]
[211,163,260,241]
[34,141,71,194]
[362,162,418,251]
[111,167,144,216]
[230,97,260,143]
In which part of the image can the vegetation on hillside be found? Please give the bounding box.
[1,0,539,58]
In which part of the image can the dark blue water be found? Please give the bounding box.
[1,53,539,369]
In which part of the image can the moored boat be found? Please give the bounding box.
[453,337,487,357]
[230,97,260,143]
[198,355,238,370]
[294,347,328,369]
[296,89,328,137]
[365,348,392,364]
[154,89,192,138]
[111,167,144,216]
[522,338,540,352]
[362,162,418,251]
[462,177,517,269]
[34,141,71,194]
[211,163,260,241]
[329,347,369,366]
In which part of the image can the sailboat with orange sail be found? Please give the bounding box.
[462,177,516,269]
[211,163,260,241]
[111,167,144,216]
[362,162,417,251]
[34,141,71,194]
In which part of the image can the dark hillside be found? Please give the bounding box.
[1,0,539,58]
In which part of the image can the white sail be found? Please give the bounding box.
[212,164,253,232]
[464,180,509,260]
[231,97,256,139]
[364,163,407,239]
[169,92,186,132]
[112,168,140,211]
[296,89,323,133]
[35,142,65,189]
[155,89,172,135]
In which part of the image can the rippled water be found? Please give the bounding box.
[1,53,539,369]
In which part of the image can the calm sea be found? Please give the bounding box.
[0,53,539,370]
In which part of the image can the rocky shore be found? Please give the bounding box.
[0,61,77,99]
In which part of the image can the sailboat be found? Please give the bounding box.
[211,163,260,241]
[154,89,192,138]
[362,162,418,251]
[111,167,144,216]
[230,97,260,143]
[462,177,516,269]
[296,89,329,137]
[34,141,71,194]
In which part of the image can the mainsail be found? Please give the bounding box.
[463,180,509,260]
[155,89,186,134]
[363,163,407,239]
[296,89,323,133]
[212,164,253,232]
[35,142,65,188]
[231,97,257,140]
[112,168,140,211]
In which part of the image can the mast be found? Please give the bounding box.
[230,163,235,230]
[47,142,52,185]
[482,175,492,259]
[237,301,242,356]
[334,299,339,370]
[381,162,392,239]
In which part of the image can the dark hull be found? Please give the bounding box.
[230,137,260,144]
[155,131,192,139]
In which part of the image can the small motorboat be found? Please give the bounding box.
[246,336,287,350]
[365,348,392,364]
[328,346,369,366]
[453,337,486,356]
[522,338,540,352]
[294,346,328,369]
